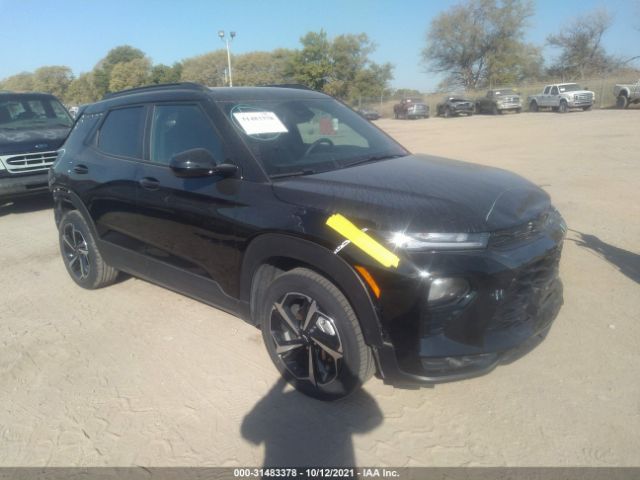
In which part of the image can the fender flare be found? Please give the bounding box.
[53,188,99,239]
[239,233,384,348]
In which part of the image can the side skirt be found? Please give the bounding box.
[98,240,251,322]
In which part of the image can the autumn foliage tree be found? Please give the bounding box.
[421,0,542,89]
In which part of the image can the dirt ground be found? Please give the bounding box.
[0,110,638,467]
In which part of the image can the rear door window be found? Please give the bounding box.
[98,106,145,159]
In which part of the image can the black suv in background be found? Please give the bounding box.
[50,83,566,400]
[0,92,73,201]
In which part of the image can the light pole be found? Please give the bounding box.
[218,30,236,87]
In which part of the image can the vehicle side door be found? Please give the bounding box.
[133,101,242,310]
[549,86,560,107]
[68,105,146,266]
[540,86,551,107]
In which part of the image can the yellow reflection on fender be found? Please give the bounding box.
[326,214,400,269]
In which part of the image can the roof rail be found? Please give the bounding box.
[263,83,314,91]
[102,82,207,100]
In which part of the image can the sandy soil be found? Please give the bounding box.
[0,110,638,467]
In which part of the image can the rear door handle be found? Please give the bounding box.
[139,177,160,191]
[73,164,89,174]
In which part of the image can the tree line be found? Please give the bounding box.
[2,1,637,104]
[0,30,393,105]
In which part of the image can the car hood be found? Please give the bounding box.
[0,126,70,155]
[272,154,550,233]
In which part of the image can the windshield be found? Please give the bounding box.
[0,96,73,130]
[558,84,582,93]
[217,98,408,178]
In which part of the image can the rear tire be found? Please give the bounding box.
[58,210,119,289]
[259,267,374,400]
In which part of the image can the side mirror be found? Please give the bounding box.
[169,148,238,178]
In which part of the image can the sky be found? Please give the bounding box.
[0,0,638,91]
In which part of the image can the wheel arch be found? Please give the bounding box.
[53,189,98,237]
[240,233,384,348]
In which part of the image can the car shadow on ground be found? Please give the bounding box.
[241,376,383,467]
[0,194,53,218]
[568,229,640,284]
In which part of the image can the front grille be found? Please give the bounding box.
[575,93,592,103]
[0,151,58,174]
[490,211,549,248]
[455,102,472,109]
[487,248,562,333]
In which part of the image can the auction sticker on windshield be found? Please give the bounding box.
[232,111,288,135]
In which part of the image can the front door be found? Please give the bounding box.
[134,102,243,310]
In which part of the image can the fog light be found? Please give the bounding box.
[427,277,469,305]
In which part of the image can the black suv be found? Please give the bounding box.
[1,92,73,201]
[50,83,565,400]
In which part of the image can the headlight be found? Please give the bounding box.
[384,231,489,250]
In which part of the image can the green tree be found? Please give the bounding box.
[93,45,147,96]
[180,50,228,86]
[547,9,619,79]
[32,66,73,98]
[422,0,538,89]
[0,72,35,91]
[289,30,394,100]
[108,58,151,92]
[150,63,183,84]
[234,49,295,86]
[289,30,333,91]
[65,73,99,104]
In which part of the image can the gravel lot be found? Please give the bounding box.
[0,110,638,467]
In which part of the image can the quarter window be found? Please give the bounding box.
[98,107,145,158]
[150,104,223,165]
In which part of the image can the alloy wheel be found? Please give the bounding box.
[62,223,90,280]
[269,292,343,387]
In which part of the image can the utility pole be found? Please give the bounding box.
[218,30,236,87]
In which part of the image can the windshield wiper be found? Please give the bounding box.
[342,154,406,168]
[270,169,318,179]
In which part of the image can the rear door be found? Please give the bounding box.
[70,106,146,269]
[134,101,242,309]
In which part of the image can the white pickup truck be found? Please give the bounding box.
[614,80,640,108]
[528,83,595,113]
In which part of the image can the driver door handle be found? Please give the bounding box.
[139,177,160,191]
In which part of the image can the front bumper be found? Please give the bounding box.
[0,171,50,200]
[373,223,565,385]
[497,102,522,110]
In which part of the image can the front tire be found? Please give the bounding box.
[443,107,451,118]
[558,100,568,113]
[616,95,627,109]
[529,101,539,112]
[259,268,374,400]
[58,210,119,289]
